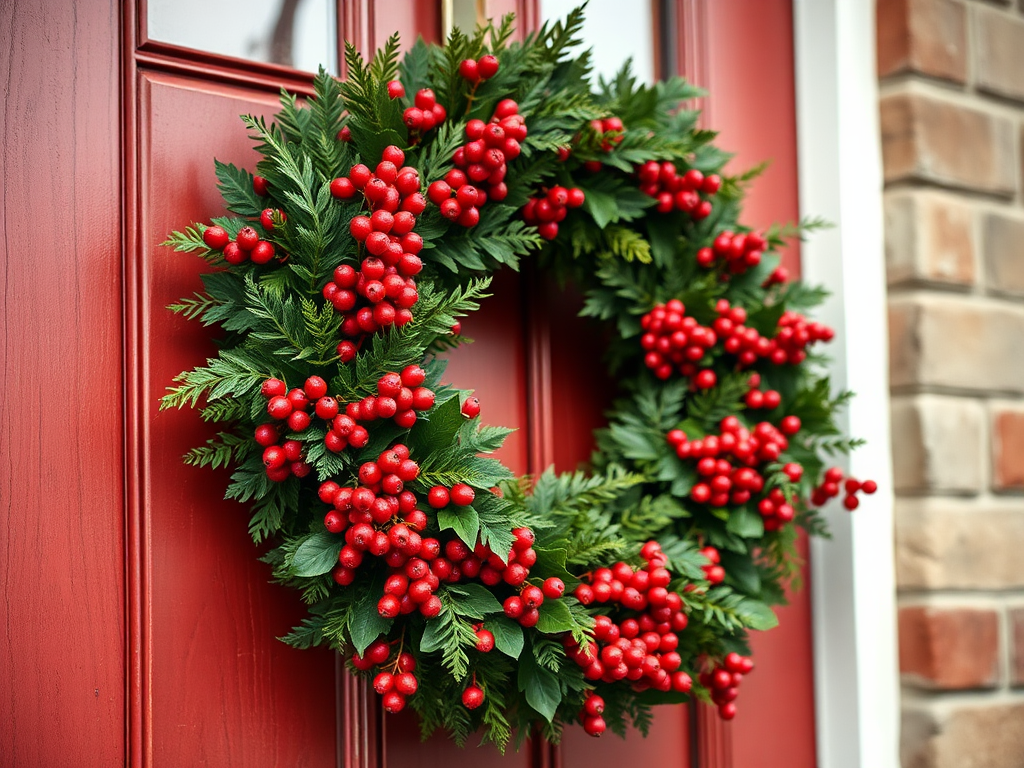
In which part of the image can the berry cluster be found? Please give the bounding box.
[429,98,526,222]
[426,482,475,508]
[328,146,426,355]
[717,299,834,369]
[318,444,446,619]
[773,310,835,365]
[639,299,718,386]
[579,692,608,737]
[743,373,783,411]
[699,545,725,584]
[521,185,586,240]
[458,53,500,83]
[402,88,448,138]
[327,366,436,451]
[810,467,878,510]
[699,652,755,720]
[256,376,327,481]
[667,416,800,531]
[202,223,278,266]
[581,115,625,172]
[502,575,566,628]
[637,161,720,221]
[640,296,837,388]
[567,542,692,705]
[351,640,418,713]
[696,230,766,274]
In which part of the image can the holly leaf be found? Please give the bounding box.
[349,571,392,654]
[531,546,575,585]
[736,598,778,631]
[447,583,504,618]
[291,532,342,577]
[485,615,525,659]
[721,551,761,595]
[437,504,480,547]
[535,599,575,634]
[408,395,464,457]
[419,618,447,654]
[726,506,764,539]
[517,645,561,722]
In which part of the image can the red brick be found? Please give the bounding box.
[890,395,984,493]
[885,191,976,287]
[1011,607,1024,687]
[982,211,1024,296]
[889,295,1024,393]
[992,406,1024,489]
[880,91,1016,195]
[895,498,1024,589]
[902,702,1024,768]
[899,606,1001,689]
[975,5,1024,102]
[877,0,967,82]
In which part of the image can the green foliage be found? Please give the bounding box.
[162,3,860,753]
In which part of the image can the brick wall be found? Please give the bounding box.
[878,0,1024,765]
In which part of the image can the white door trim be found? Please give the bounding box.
[793,1,900,766]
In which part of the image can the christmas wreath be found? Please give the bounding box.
[162,8,873,751]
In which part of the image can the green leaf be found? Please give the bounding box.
[437,505,480,548]
[531,546,575,585]
[535,599,576,634]
[726,506,764,539]
[517,645,561,722]
[737,598,778,631]
[408,395,464,457]
[419,618,447,654]
[485,615,524,659]
[447,583,504,618]
[721,551,761,595]
[291,532,342,577]
[350,571,392,654]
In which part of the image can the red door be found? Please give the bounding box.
[2,2,813,766]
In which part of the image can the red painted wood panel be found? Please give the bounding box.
[136,71,336,766]
[0,1,126,766]
[702,0,802,279]
[700,3,816,765]
[370,0,442,51]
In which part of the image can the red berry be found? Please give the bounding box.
[236,226,259,251]
[267,396,293,420]
[461,685,484,709]
[477,55,499,79]
[695,369,717,389]
[304,376,328,399]
[203,225,229,249]
[583,716,606,737]
[458,58,480,81]
[461,397,481,418]
[253,176,268,196]
[475,628,495,652]
[250,240,275,264]
[378,594,401,618]
[394,672,418,695]
[382,691,405,713]
[427,486,450,509]
[450,483,475,506]
[542,577,565,599]
[386,80,405,99]
[414,89,436,110]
